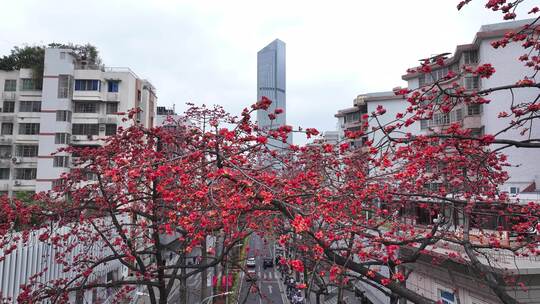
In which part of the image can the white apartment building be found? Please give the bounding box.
[402,18,540,198]
[336,19,540,304]
[0,47,157,196]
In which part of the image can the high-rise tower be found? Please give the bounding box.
[257,39,291,148]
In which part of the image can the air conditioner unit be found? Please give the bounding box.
[12,157,21,164]
[14,180,21,186]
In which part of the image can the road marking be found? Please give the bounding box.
[268,285,273,294]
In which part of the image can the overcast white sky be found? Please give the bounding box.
[0,0,522,143]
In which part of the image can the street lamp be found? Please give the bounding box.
[201,291,233,304]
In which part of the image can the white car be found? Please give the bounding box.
[246,257,256,267]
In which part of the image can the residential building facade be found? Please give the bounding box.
[335,19,540,304]
[0,47,156,196]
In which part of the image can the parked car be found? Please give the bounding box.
[263,257,273,269]
[246,257,256,267]
[246,269,257,281]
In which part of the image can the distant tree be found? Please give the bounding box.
[0,43,101,79]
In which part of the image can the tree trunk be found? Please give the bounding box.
[201,236,209,302]
[180,252,188,304]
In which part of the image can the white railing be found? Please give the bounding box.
[0,218,126,303]
[106,92,119,102]
[1,92,16,101]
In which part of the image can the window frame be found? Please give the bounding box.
[55,133,71,145]
[106,102,118,114]
[19,100,42,112]
[15,168,37,180]
[105,124,117,136]
[56,110,72,122]
[74,79,101,91]
[3,101,15,113]
[108,81,119,93]
[74,102,98,113]
[72,124,99,136]
[15,145,38,157]
[0,168,9,180]
[1,123,13,135]
[4,79,16,92]
[53,156,70,167]
[464,50,479,65]
[18,123,40,135]
[465,76,480,90]
[467,104,482,116]
[20,79,42,91]
[0,146,11,158]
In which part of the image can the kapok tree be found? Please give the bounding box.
[0,103,286,304]
[250,3,540,304]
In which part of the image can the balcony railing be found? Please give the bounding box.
[106,92,119,102]
[2,92,16,101]
[74,63,105,71]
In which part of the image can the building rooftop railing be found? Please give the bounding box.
[73,64,140,79]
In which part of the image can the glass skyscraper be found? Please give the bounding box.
[257,39,291,148]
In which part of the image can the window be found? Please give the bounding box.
[74,79,101,91]
[20,79,42,91]
[52,179,65,189]
[58,75,71,98]
[16,145,38,157]
[55,133,71,144]
[0,168,9,180]
[72,124,99,136]
[344,112,361,124]
[465,76,480,90]
[420,119,428,129]
[18,123,40,135]
[84,171,98,181]
[418,75,425,87]
[470,127,484,137]
[455,108,463,121]
[463,50,478,64]
[3,101,14,113]
[106,102,118,114]
[15,168,37,180]
[510,187,520,194]
[434,113,450,125]
[0,146,11,158]
[53,156,69,167]
[19,101,41,112]
[467,104,482,115]
[105,124,117,136]
[108,81,119,92]
[1,123,13,135]
[56,110,72,122]
[438,289,455,304]
[137,89,141,101]
[4,80,16,92]
[74,102,98,113]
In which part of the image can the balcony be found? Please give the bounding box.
[106,93,119,102]
[0,136,12,144]
[72,91,103,101]
[2,92,16,101]
[13,179,36,188]
[0,116,14,123]
[71,135,102,145]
